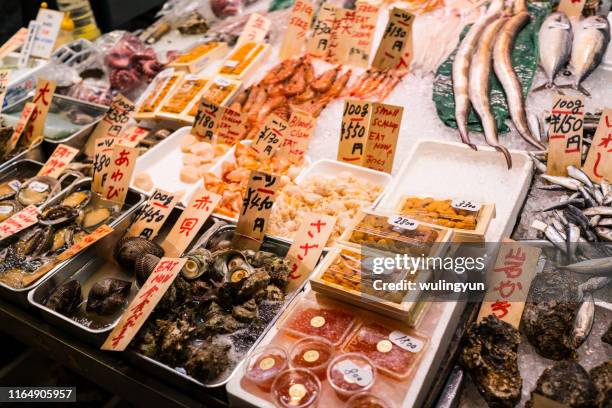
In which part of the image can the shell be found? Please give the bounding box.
[45,279,82,315]
[80,206,114,232]
[114,236,165,268]
[16,176,58,206]
[60,190,92,209]
[38,205,79,228]
[15,227,53,257]
[0,201,19,223]
[180,248,213,280]
[135,253,160,285]
[86,278,132,315]
[50,227,75,253]
[0,180,20,200]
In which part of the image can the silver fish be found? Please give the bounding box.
[527,112,543,144]
[566,222,581,260]
[493,11,545,149]
[561,257,612,275]
[595,227,612,241]
[541,174,582,190]
[553,209,569,226]
[541,198,585,211]
[530,154,547,173]
[533,12,572,91]
[573,292,594,347]
[601,179,610,197]
[583,206,612,216]
[592,186,604,205]
[578,186,597,207]
[567,165,593,188]
[566,16,611,96]
[597,217,612,227]
[578,276,611,294]
[590,215,602,227]
[469,16,512,168]
[545,224,568,252]
[604,191,612,205]
[452,11,502,149]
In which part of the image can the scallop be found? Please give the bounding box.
[114,236,165,268]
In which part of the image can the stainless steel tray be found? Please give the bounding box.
[0,179,145,307]
[0,140,45,173]
[126,225,309,390]
[27,207,222,345]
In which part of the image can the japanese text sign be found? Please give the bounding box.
[558,0,586,17]
[7,102,35,154]
[38,144,79,178]
[279,0,315,60]
[0,205,40,240]
[286,213,336,291]
[116,125,150,148]
[56,225,114,262]
[583,108,612,183]
[102,257,187,351]
[92,136,117,193]
[328,8,357,64]
[99,146,139,205]
[85,93,135,156]
[251,114,288,160]
[281,110,316,163]
[346,1,380,67]
[216,106,246,146]
[235,170,280,247]
[161,187,221,257]
[127,189,180,240]
[364,102,403,173]
[477,239,541,328]
[547,94,584,176]
[26,78,56,145]
[306,3,336,58]
[238,13,271,46]
[372,8,414,71]
[31,8,64,59]
[0,27,28,60]
[18,21,40,69]
[338,99,372,164]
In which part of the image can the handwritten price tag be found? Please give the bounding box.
[38,144,79,178]
[117,125,150,148]
[306,3,336,58]
[582,107,612,183]
[346,2,380,67]
[0,205,40,240]
[102,257,187,351]
[251,114,288,160]
[100,146,139,205]
[92,136,117,193]
[558,0,586,17]
[56,224,114,262]
[0,27,28,60]
[238,13,271,46]
[389,330,424,353]
[126,189,180,240]
[84,93,135,156]
[364,102,403,173]
[388,214,418,230]
[25,78,56,146]
[335,360,373,387]
[192,98,222,142]
[286,213,336,291]
[338,99,372,164]
[281,110,316,163]
[451,199,482,212]
[372,8,414,71]
[216,107,246,146]
[161,187,221,257]
[7,102,35,155]
[279,0,314,60]
[546,94,584,176]
[329,8,357,65]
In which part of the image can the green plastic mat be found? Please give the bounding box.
[269,0,295,11]
[432,2,551,134]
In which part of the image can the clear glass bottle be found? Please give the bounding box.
[56,0,101,40]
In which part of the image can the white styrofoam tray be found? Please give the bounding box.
[226,139,534,408]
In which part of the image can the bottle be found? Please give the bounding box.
[54,11,75,49]
[56,0,101,41]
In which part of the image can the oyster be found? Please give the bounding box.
[232,299,257,322]
[135,253,160,285]
[236,269,270,301]
[60,190,91,209]
[16,176,58,206]
[45,280,82,315]
[521,271,581,360]
[80,206,115,232]
[461,315,521,408]
[0,179,20,200]
[114,236,164,268]
[526,361,597,408]
[197,302,243,336]
[38,205,79,227]
[157,318,193,365]
[184,343,231,383]
[0,201,19,223]
[263,284,285,302]
[86,278,132,315]
[590,360,611,408]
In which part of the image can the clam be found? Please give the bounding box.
[60,190,92,209]
[38,205,79,228]
[45,279,82,315]
[0,179,20,200]
[86,278,132,315]
[15,227,53,257]
[135,253,161,285]
[80,206,115,232]
[0,201,19,223]
[114,236,165,268]
[180,248,213,280]
[16,176,59,206]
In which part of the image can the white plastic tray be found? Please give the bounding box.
[226,139,534,408]
[131,126,235,206]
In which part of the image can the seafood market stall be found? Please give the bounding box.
[0,0,611,407]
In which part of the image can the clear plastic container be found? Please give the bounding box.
[398,196,480,230]
[244,345,288,391]
[282,301,356,346]
[289,337,334,379]
[345,392,393,408]
[327,353,377,401]
[271,368,321,408]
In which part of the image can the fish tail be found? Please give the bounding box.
[494,145,513,169]
[531,82,549,93]
[457,121,478,151]
[576,84,591,97]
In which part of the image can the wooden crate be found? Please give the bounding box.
[168,42,228,73]
[134,70,184,120]
[217,42,270,80]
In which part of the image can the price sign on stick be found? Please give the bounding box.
[286,213,336,291]
[126,189,180,240]
[330,8,357,65]
[477,238,541,329]
[38,144,79,178]
[84,93,135,156]
[102,257,187,351]
[281,110,316,163]
[364,102,403,173]
[192,98,222,142]
[161,187,221,257]
[56,225,114,262]
[117,125,150,148]
[238,13,271,46]
[0,69,9,114]
[346,2,380,67]
[251,114,288,160]
[306,3,336,58]
[372,8,414,71]
[0,27,28,60]
[92,137,116,193]
[18,21,40,69]
[546,94,584,176]
[25,78,56,146]
[234,170,280,250]
[338,99,372,164]
[582,108,612,183]
[217,107,246,146]
[558,0,586,17]
[7,102,35,154]
[100,146,139,206]
[0,205,40,240]
[279,0,315,60]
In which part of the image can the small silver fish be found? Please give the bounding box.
[530,154,547,173]
[541,174,582,191]
[583,206,612,216]
[578,276,612,294]
[561,257,612,275]
[595,227,612,241]
[604,191,612,205]
[573,292,594,347]
[578,186,597,207]
[592,187,604,205]
[601,179,610,197]
[597,218,612,227]
[590,215,602,227]
[553,209,569,226]
[567,165,593,188]
[541,198,585,211]
[566,223,581,261]
[545,224,568,252]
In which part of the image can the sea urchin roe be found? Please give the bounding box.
[160,77,209,114]
[289,337,334,378]
[139,75,180,113]
[399,196,478,230]
[284,307,355,346]
[187,79,237,116]
[271,368,321,408]
[174,42,221,64]
[245,345,288,390]
[344,323,426,379]
[327,353,376,400]
[220,42,266,76]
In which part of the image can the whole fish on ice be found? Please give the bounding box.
[533,12,573,92]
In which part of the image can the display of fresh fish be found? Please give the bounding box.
[541,198,585,211]
[493,6,545,150]
[573,292,594,346]
[583,206,612,216]
[566,223,581,260]
[545,224,568,253]
[469,16,512,168]
[565,16,611,96]
[533,12,572,91]
[578,186,597,207]
[597,218,612,227]
[567,165,593,188]
[601,179,610,197]
[452,11,502,150]
[561,257,612,275]
[541,174,582,190]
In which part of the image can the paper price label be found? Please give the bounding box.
[102,257,187,351]
[388,215,418,230]
[25,78,57,146]
[192,98,222,142]
[546,94,584,176]
[31,8,64,60]
[451,199,482,212]
[0,27,28,60]
[238,13,271,46]
[338,99,372,164]
[389,330,424,353]
[84,93,135,156]
[282,110,316,163]
[7,102,35,154]
[38,144,79,178]
[364,102,403,173]
[279,0,315,60]
[372,8,414,71]
[346,1,380,67]
[92,136,117,193]
[117,125,150,148]
[99,146,139,205]
[251,114,288,160]
[0,69,9,115]
[56,224,114,262]
[286,213,336,291]
[161,187,221,257]
[127,189,180,240]
[306,3,336,58]
[328,8,357,65]
[18,21,40,69]
[216,107,246,146]
[0,205,40,240]
[335,360,373,387]
[582,108,612,183]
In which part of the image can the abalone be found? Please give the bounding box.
[16,176,58,206]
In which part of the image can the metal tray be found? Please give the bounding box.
[0,140,45,174]
[0,179,145,307]
[27,207,222,345]
[126,225,309,390]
